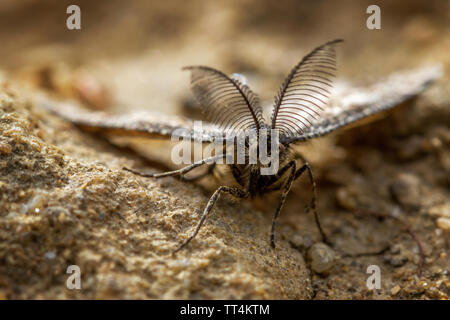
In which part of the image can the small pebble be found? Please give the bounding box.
[336,186,358,210]
[307,243,336,274]
[436,217,450,231]
[428,204,450,218]
[389,173,422,208]
[391,285,401,295]
[0,141,12,154]
[290,234,313,250]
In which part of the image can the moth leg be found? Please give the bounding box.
[174,186,249,253]
[292,150,328,243]
[271,160,297,248]
[265,149,307,183]
[294,163,329,245]
[123,154,225,179]
[180,163,216,182]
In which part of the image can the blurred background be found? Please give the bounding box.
[0,0,448,116]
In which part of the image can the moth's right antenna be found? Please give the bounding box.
[271,39,343,138]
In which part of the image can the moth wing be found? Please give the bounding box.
[282,65,443,144]
[36,96,223,143]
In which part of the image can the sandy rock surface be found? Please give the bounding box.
[0,88,312,299]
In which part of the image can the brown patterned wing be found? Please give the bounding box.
[281,65,443,144]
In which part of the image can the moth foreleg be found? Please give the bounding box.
[123,154,225,179]
[180,163,216,182]
[174,186,249,253]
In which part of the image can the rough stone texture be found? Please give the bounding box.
[0,88,312,299]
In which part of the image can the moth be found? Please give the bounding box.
[38,40,441,253]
